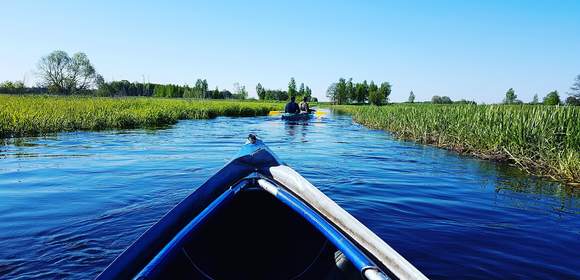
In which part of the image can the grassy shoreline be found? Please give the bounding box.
[332,104,580,184]
[0,95,282,138]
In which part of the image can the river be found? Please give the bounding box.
[0,111,578,279]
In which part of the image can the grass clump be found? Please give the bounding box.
[333,104,580,183]
[0,95,281,138]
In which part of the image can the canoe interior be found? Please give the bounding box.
[140,187,363,280]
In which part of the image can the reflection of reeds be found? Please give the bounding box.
[333,104,580,183]
[0,95,281,138]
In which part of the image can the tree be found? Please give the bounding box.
[408,91,415,103]
[346,78,355,102]
[531,94,539,104]
[353,82,368,104]
[570,74,580,98]
[37,50,99,94]
[543,90,561,105]
[288,77,297,99]
[0,80,25,94]
[233,83,248,99]
[304,86,312,98]
[256,83,265,100]
[326,83,338,104]
[432,95,452,104]
[336,78,349,104]
[565,96,580,106]
[368,81,382,105]
[212,86,220,99]
[503,88,517,104]
[298,83,305,96]
[378,82,391,104]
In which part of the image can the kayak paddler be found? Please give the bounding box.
[285,96,299,114]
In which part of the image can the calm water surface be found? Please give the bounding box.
[0,112,579,279]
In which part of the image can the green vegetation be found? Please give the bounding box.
[332,104,580,183]
[0,95,281,138]
[326,78,391,105]
[543,90,561,105]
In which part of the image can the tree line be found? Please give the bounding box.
[502,83,580,106]
[326,78,391,105]
[255,77,316,102]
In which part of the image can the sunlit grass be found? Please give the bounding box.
[0,95,282,138]
[333,104,580,183]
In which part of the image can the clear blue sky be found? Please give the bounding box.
[1,0,579,103]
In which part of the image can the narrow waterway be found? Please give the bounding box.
[0,111,578,279]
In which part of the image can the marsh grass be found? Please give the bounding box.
[333,104,580,183]
[0,95,282,138]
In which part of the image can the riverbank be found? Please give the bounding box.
[0,95,282,138]
[332,104,580,183]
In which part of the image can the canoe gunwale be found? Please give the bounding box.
[267,165,428,280]
[256,178,390,280]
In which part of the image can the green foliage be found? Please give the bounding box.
[37,50,99,94]
[0,80,25,94]
[408,91,415,103]
[232,83,248,99]
[0,95,281,138]
[256,83,265,100]
[570,74,580,98]
[368,81,381,105]
[332,104,580,182]
[531,94,539,104]
[565,96,580,106]
[432,95,453,104]
[288,77,297,99]
[543,90,561,105]
[327,78,391,105]
[503,88,517,104]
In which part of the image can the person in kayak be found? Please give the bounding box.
[285,96,299,114]
[299,96,310,113]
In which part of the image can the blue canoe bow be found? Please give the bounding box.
[96,135,427,280]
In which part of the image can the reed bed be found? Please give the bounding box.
[333,104,580,183]
[0,95,281,138]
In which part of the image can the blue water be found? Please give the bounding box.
[0,112,579,279]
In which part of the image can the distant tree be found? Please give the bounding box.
[456,99,476,105]
[570,74,580,98]
[378,82,391,104]
[531,94,539,104]
[326,83,338,104]
[0,80,25,94]
[288,77,297,99]
[298,82,305,96]
[359,80,369,103]
[335,78,349,105]
[256,83,265,100]
[346,78,355,102]
[503,88,517,104]
[368,81,382,105]
[37,50,99,94]
[408,91,415,103]
[304,86,312,98]
[543,90,561,105]
[565,96,580,106]
[212,86,220,99]
[432,95,452,104]
[233,83,248,99]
